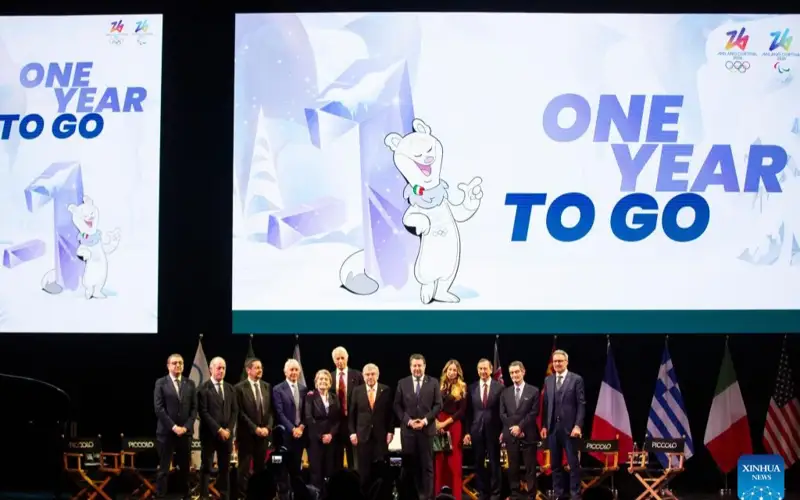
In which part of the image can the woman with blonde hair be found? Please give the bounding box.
[434,359,467,499]
[304,369,341,492]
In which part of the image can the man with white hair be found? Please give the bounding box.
[331,346,364,471]
[348,363,393,492]
[198,356,237,499]
[273,358,308,475]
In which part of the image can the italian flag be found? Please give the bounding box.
[703,342,752,473]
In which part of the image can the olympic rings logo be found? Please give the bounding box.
[725,60,750,73]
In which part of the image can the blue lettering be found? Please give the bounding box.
[45,62,74,88]
[744,144,788,193]
[121,87,147,112]
[21,61,95,90]
[646,95,682,143]
[0,114,20,139]
[610,193,658,242]
[593,95,645,143]
[73,62,93,87]
[54,88,78,113]
[505,193,547,242]
[691,145,739,192]
[19,114,44,139]
[612,144,658,191]
[0,113,102,139]
[661,193,709,242]
[19,63,44,89]
[542,94,591,142]
[52,113,104,139]
[76,88,97,113]
[543,94,684,143]
[96,88,121,112]
[78,114,103,139]
[546,193,595,242]
[656,144,693,192]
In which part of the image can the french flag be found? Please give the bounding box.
[590,340,634,463]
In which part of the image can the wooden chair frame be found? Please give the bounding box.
[460,443,550,500]
[63,442,120,500]
[567,438,621,495]
[120,451,158,499]
[577,449,619,494]
[627,450,684,500]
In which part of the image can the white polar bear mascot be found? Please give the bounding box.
[68,196,121,299]
[339,118,483,304]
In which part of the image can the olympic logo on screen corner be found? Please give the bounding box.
[725,60,751,73]
[127,441,154,449]
[69,441,95,449]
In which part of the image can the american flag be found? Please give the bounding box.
[763,338,800,467]
[493,336,504,385]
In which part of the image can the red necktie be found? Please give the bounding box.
[338,371,347,415]
[482,382,488,408]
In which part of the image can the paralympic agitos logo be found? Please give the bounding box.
[506,94,789,243]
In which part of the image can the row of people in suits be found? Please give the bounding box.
[152,347,374,499]
[152,348,585,500]
[392,353,585,500]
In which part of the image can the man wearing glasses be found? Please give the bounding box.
[540,350,585,500]
[153,353,198,499]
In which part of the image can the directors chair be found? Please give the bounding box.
[195,438,239,500]
[530,440,551,500]
[627,437,685,500]
[460,438,510,500]
[63,435,120,500]
[119,435,159,499]
[577,438,620,497]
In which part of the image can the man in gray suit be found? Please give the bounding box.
[540,350,585,500]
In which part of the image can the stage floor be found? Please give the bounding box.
[2,493,800,500]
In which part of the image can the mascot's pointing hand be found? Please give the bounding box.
[457,176,483,211]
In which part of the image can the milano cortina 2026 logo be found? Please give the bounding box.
[717,26,798,79]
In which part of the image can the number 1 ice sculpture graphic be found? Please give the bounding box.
[24,162,85,294]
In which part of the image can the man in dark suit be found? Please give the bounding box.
[198,356,237,499]
[541,350,586,500]
[500,361,540,500]
[273,358,307,475]
[463,359,504,500]
[332,346,364,472]
[393,353,443,500]
[153,353,197,499]
[349,363,394,493]
[234,357,273,496]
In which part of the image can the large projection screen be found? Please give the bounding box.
[0,15,162,333]
[232,13,800,334]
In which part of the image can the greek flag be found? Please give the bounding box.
[647,344,694,467]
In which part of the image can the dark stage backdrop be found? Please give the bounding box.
[0,1,799,498]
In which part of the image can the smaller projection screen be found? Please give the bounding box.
[232,13,800,334]
[0,15,163,333]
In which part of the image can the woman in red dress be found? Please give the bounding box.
[434,359,467,499]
